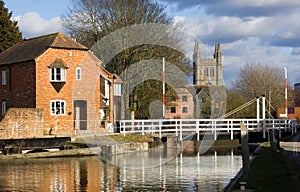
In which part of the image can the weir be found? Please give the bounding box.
[0,137,71,154]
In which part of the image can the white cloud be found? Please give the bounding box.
[14,12,63,38]
[228,0,300,8]
[174,13,300,86]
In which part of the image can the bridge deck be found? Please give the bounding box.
[119,118,297,141]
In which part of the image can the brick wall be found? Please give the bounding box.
[11,61,36,107]
[0,108,45,139]
[166,87,194,119]
[35,48,86,135]
[73,52,102,131]
[0,61,36,118]
[35,48,102,135]
[1,47,104,138]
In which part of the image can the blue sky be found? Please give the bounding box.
[3,0,300,87]
[4,0,70,19]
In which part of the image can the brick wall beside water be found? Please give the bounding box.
[0,108,46,139]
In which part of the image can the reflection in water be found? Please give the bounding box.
[0,151,242,191]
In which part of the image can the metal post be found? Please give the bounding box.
[284,67,288,118]
[231,120,233,140]
[142,121,144,135]
[262,95,266,138]
[159,120,162,138]
[180,120,182,141]
[196,120,199,141]
[213,121,217,140]
[162,57,166,118]
[262,96,266,120]
[256,97,260,122]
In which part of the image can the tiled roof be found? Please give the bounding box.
[47,58,69,69]
[0,32,88,65]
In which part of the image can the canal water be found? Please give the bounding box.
[0,150,242,191]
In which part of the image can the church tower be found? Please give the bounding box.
[193,40,223,86]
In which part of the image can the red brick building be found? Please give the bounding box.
[166,87,194,119]
[0,33,115,138]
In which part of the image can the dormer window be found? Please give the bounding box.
[50,67,66,82]
[48,58,68,82]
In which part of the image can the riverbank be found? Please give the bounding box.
[227,132,300,192]
[0,133,240,159]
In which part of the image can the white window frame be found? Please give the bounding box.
[2,70,7,85]
[50,100,66,116]
[114,83,122,96]
[50,67,66,82]
[76,67,81,80]
[2,101,7,117]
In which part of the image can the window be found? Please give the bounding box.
[76,67,81,80]
[2,71,7,85]
[171,107,176,113]
[114,83,122,96]
[204,68,208,77]
[1,101,7,117]
[210,68,215,77]
[182,95,187,102]
[50,100,65,115]
[171,95,177,101]
[50,67,66,82]
[182,107,188,113]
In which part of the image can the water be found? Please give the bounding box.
[0,151,242,191]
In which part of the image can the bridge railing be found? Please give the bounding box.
[119,118,297,141]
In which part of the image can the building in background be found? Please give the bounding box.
[166,40,226,119]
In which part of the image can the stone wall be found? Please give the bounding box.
[0,108,47,139]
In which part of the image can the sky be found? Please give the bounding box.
[3,0,300,88]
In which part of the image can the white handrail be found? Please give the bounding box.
[119,118,297,141]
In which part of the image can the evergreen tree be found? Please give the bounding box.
[0,0,22,53]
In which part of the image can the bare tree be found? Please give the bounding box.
[62,0,191,119]
[62,0,171,48]
[231,63,285,117]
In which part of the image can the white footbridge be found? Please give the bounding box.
[119,96,297,141]
[119,118,297,141]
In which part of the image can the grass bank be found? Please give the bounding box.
[233,143,300,192]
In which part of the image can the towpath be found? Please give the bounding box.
[280,132,300,165]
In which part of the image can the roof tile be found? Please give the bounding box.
[0,32,88,65]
